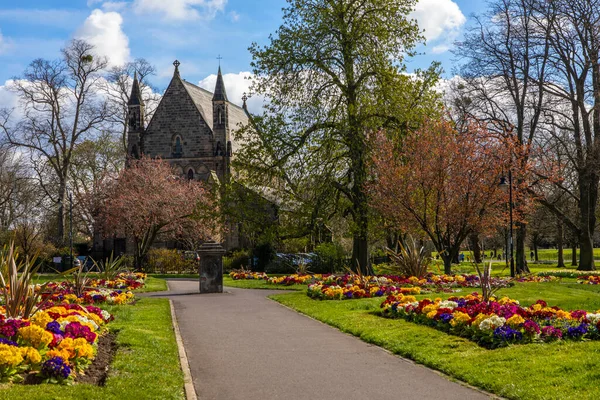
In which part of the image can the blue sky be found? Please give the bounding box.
[0,0,487,108]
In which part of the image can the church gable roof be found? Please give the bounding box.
[180,79,249,137]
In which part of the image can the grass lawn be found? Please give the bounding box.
[0,297,184,400]
[270,281,600,400]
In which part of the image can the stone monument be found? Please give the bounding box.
[198,242,225,293]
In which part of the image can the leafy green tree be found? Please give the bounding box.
[237,0,436,273]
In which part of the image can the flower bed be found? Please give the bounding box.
[229,271,268,280]
[41,283,135,306]
[268,274,324,285]
[0,303,112,383]
[89,272,147,290]
[538,270,600,279]
[308,282,421,300]
[380,292,600,348]
[577,276,600,285]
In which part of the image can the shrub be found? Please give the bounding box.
[312,242,347,273]
[146,249,196,274]
[223,249,250,272]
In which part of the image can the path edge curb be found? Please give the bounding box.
[169,296,198,400]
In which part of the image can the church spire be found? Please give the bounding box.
[128,71,144,106]
[212,66,228,102]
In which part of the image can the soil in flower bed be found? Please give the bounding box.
[75,332,118,386]
[22,332,118,386]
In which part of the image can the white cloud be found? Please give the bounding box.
[0,80,24,122]
[132,0,227,21]
[101,2,128,12]
[229,11,240,22]
[75,9,130,67]
[410,0,466,54]
[198,71,264,114]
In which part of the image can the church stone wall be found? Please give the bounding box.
[143,77,215,160]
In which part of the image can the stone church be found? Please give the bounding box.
[94,61,251,256]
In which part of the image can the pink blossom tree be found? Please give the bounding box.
[100,156,218,270]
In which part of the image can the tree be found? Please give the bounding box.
[69,132,123,240]
[0,39,110,246]
[453,0,551,273]
[102,59,160,153]
[238,0,430,273]
[369,118,527,274]
[100,156,217,270]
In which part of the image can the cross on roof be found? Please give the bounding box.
[242,92,248,103]
[217,54,223,66]
[173,59,180,69]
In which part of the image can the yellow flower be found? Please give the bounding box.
[46,349,71,361]
[450,311,471,327]
[426,310,438,319]
[18,324,53,348]
[506,314,525,327]
[0,344,24,367]
[422,304,439,314]
[30,311,53,328]
[556,310,571,320]
[19,346,42,364]
[531,304,542,311]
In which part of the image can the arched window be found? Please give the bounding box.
[173,136,182,157]
[218,107,223,125]
[187,169,194,180]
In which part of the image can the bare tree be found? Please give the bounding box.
[0,39,110,246]
[102,59,160,153]
[452,0,551,273]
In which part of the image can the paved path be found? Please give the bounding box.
[145,280,491,400]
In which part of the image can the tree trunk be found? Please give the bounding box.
[533,240,539,262]
[516,222,529,274]
[469,233,482,263]
[57,184,67,246]
[578,171,597,270]
[442,254,452,275]
[557,219,565,268]
[579,232,595,271]
[572,242,577,267]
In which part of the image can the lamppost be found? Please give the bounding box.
[499,171,515,278]
[69,191,73,270]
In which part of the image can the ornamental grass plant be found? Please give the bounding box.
[0,242,50,319]
[386,236,430,278]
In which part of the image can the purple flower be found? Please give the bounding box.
[0,337,18,346]
[46,321,63,335]
[439,313,453,324]
[0,318,30,338]
[493,326,523,341]
[41,357,71,380]
[567,323,588,339]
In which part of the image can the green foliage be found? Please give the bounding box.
[223,249,251,272]
[236,0,442,273]
[313,242,347,273]
[146,249,196,274]
[0,242,49,319]
[61,262,92,297]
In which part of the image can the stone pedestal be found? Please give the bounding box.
[198,242,225,293]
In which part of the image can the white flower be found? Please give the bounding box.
[439,300,458,310]
[478,315,506,331]
[587,313,600,325]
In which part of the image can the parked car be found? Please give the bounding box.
[183,251,200,262]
